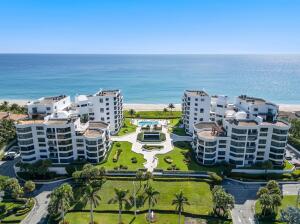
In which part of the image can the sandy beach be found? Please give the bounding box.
[1,99,300,112]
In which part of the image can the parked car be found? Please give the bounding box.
[285,156,292,160]
[3,151,17,160]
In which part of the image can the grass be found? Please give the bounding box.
[169,118,187,136]
[72,179,213,215]
[0,200,33,223]
[65,212,232,224]
[125,110,182,119]
[156,142,222,174]
[255,195,299,224]
[99,141,145,171]
[116,118,137,136]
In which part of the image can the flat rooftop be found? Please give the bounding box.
[32,95,67,105]
[88,121,109,129]
[96,90,120,96]
[197,130,217,140]
[261,121,289,127]
[84,129,104,138]
[17,119,44,125]
[238,95,277,107]
[227,119,258,127]
[0,112,28,121]
[45,119,69,125]
[185,90,208,97]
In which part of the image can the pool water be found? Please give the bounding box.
[138,120,159,126]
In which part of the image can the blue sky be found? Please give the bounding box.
[0,0,300,54]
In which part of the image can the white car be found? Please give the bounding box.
[3,151,17,160]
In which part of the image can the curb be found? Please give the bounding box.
[225,177,300,185]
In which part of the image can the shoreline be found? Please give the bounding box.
[1,99,300,112]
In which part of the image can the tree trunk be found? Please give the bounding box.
[148,199,151,223]
[178,211,181,224]
[119,203,122,224]
[90,201,94,224]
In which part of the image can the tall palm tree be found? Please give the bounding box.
[144,185,160,221]
[82,184,101,224]
[109,188,131,224]
[172,191,190,224]
[129,109,136,117]
[48,183,73,223]
[135,170,144,191]
[168,103,175,114]
[259,193,273,216]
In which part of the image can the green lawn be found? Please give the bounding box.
[125,110,182,119]
[156,142,222,174]
[168,118,187,136]
[65,212,231,224]
[0,200,32,223]
[255,195,299,224]
[116,118,137,136]
[72,179,213,215]
[99,141,145,171]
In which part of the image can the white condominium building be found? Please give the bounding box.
[75,89,123,135]
[235,95,278,122]
[16,111,111,164]
[192,111,290,167]
[27,95,71,119]
[182,90,211,134]
[210,95,228,122]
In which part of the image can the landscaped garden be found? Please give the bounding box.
[156,141,222,174]
[116,118,137,136]
[99,141,145,171]
[169,118,187,136]
[124,110,181,119]
[288,118,300,151]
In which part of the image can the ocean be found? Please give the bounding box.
[0,54,299,104]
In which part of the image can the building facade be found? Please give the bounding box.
[75,89,123,134]
[192,111,290,167]
[16,111,111,164]
[182,90,211,134]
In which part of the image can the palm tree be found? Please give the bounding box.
[129,109,136,117]
[259,193,273,216]
[135,170,143,191]
[144,185,160,221]
[168,103,175,114]
[144,171,153,187]
[109,188,131,224]
[82,184,101,224]
[163,108,168,113]
[48,183,73,223]
[172,191,190,224]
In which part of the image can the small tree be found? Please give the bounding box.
[24,180,35,196]
[109,188,131,224]
[163,108,168,113]
[212,186,234,217]
[135,170,143,191]
[4,178,23,199]
[172,191,190,224]
[144,171,153,187]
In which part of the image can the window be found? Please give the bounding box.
[195,103,198,106]
[36,126,44,130]
[200,108,204,113]
[259,139,267,144]
[99,99,103,103]
[199,118,203,121]
[201,98,204,102]
[46,107,51,110]
[106,98,109,101]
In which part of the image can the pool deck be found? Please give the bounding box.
[111,120,192,171]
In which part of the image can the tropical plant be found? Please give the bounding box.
[163,108,168,113]
[172,190,190,224]
[144,185,160,220]
[4,178,23,199]
[135,170,144,191]
[109,188,131,224]
[168,103,175,114]
[280,206,300,224]
[256,180,282,216]
[72,163,105,187]
[128,109,136,117]
[48,183,73,223]
[82,184,102,224]
[144,171,153,187]
[212,186,234,217]
[24,180,35,196]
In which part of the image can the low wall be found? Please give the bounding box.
[49,166,67,175]
[231,168,293,174]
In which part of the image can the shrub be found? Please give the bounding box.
[164,156,173,164]
[131,157,137,163]
[116,142,121,147]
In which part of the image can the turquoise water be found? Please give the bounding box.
[0,54,300,104]
[138,121,159,126]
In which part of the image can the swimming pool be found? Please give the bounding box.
[138,120,159,126]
